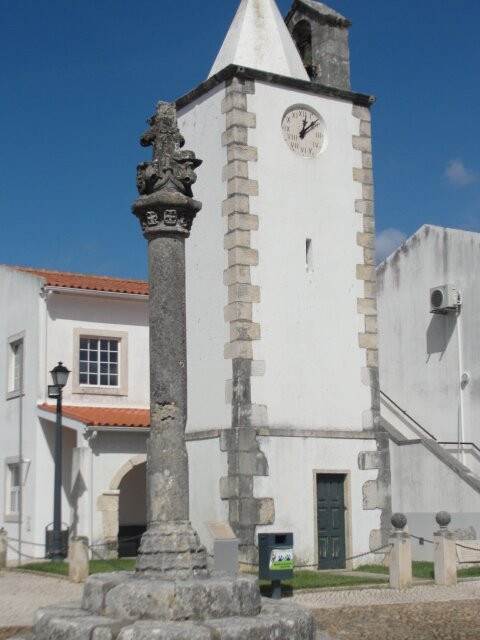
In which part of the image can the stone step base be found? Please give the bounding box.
[28,599,315,640]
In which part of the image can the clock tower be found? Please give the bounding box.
[176,0,391,567]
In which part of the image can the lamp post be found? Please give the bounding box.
[48,362,70,563]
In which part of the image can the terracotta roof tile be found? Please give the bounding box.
[38,403,150,428]
[11,267,148,296]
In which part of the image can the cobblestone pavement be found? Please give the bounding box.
[311,600,480,640]
[0,571,82,627]
[293,580,480,608]
[295,581,480,640]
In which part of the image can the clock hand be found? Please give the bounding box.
[299,117,308,139]
[303,119,320,136]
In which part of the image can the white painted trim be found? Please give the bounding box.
[45,287,148,301]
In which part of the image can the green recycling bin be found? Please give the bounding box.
[258,532,294,599]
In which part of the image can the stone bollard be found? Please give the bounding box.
[0,528,7,570]
[389,513,412,589]
[434,511,457,586]
[68,537,89,583]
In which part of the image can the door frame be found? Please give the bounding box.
[312,470,353,571]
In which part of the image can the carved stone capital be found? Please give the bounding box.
[132,191,202,239]
[132,102,202,238]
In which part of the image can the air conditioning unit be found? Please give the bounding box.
[430,285,461,314]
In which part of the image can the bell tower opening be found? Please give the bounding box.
[292,20,315,80]
[285,0,352,90]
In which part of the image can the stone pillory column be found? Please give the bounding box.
[132,102,207,578]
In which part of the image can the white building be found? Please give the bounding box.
[2,0,393,569]
[179,0,390,568]
[378,225,480,556]
[0,265,150,563]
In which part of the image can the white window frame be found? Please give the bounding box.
[72,328,128,396]
[6,331,25,400]
[4,458,21,522]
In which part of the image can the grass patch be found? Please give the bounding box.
[357,561,480,580]
[254,570,384,593]
[356,561,434,580]
[20,558,135,576]
[458,565,480,578]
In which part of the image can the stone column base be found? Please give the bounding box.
[135,521,208,579]
[20,585,315,640]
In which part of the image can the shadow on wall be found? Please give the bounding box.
[426,314,456,361]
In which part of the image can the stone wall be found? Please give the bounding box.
[353,104,392,549]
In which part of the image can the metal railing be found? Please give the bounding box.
[380,390,480,455]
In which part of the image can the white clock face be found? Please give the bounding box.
[281,105,326,158]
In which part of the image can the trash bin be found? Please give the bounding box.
[258,532,294,599]
[45,523,69,559]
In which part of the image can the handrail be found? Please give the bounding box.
[380,390,480,454]
[380,390,438,441]
[438,441,480,456]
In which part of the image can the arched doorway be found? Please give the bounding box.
[118,461,147,557]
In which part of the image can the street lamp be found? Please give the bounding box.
[48,362,70,563]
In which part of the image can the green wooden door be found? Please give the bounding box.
[317,474,346,569]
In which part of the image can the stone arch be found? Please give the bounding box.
[97,454,147,559]
[110,454,147,490]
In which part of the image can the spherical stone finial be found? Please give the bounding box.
[391,513,407,531]
[436,511,451,528]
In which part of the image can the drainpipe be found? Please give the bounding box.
[456,308,466,465]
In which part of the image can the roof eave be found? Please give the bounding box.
[177,64,374,112]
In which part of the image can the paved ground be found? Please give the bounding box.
[0,571,82,628]
[1,571,479,640]
[295,581,480,640]
[293,579,480,608]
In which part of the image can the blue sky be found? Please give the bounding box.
[1,0,479,277]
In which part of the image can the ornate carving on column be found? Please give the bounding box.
[132,102,207,578]
[133,102,202,239]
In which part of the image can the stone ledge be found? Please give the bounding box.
[225,77,256,95]
[222,195,250,216]
[228,247,259,267]
[228,284,260,304]
[224,230,251,250]
[223,265,252,286]
[227,145,258,163]
[223,161,248,182]
[362,184,374,201]
[224,340,254,360]
[228,212,259,231]
[222,126,248,146]
[359,332,378,350]
[357,232,375,249]
[353,167,373,185]
[352,105,371,122]
[230,321,261,342]
[226,109,256,129]
[352,135,371,152]
[356,264,376,282]
[224,302,252,322]
[227,177,259,197]
[221,93,248,113]
[355,199,374,216]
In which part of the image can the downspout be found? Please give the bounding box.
[456,307,466,465]
[18,363,23,566]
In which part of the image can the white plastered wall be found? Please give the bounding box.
[248,81,369,430]
[178,83,231,433]
[377,225,480,445]
[187,438,228,554]
[255,435,380,566]
[45,292,149,408]
[0,268,43,562]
